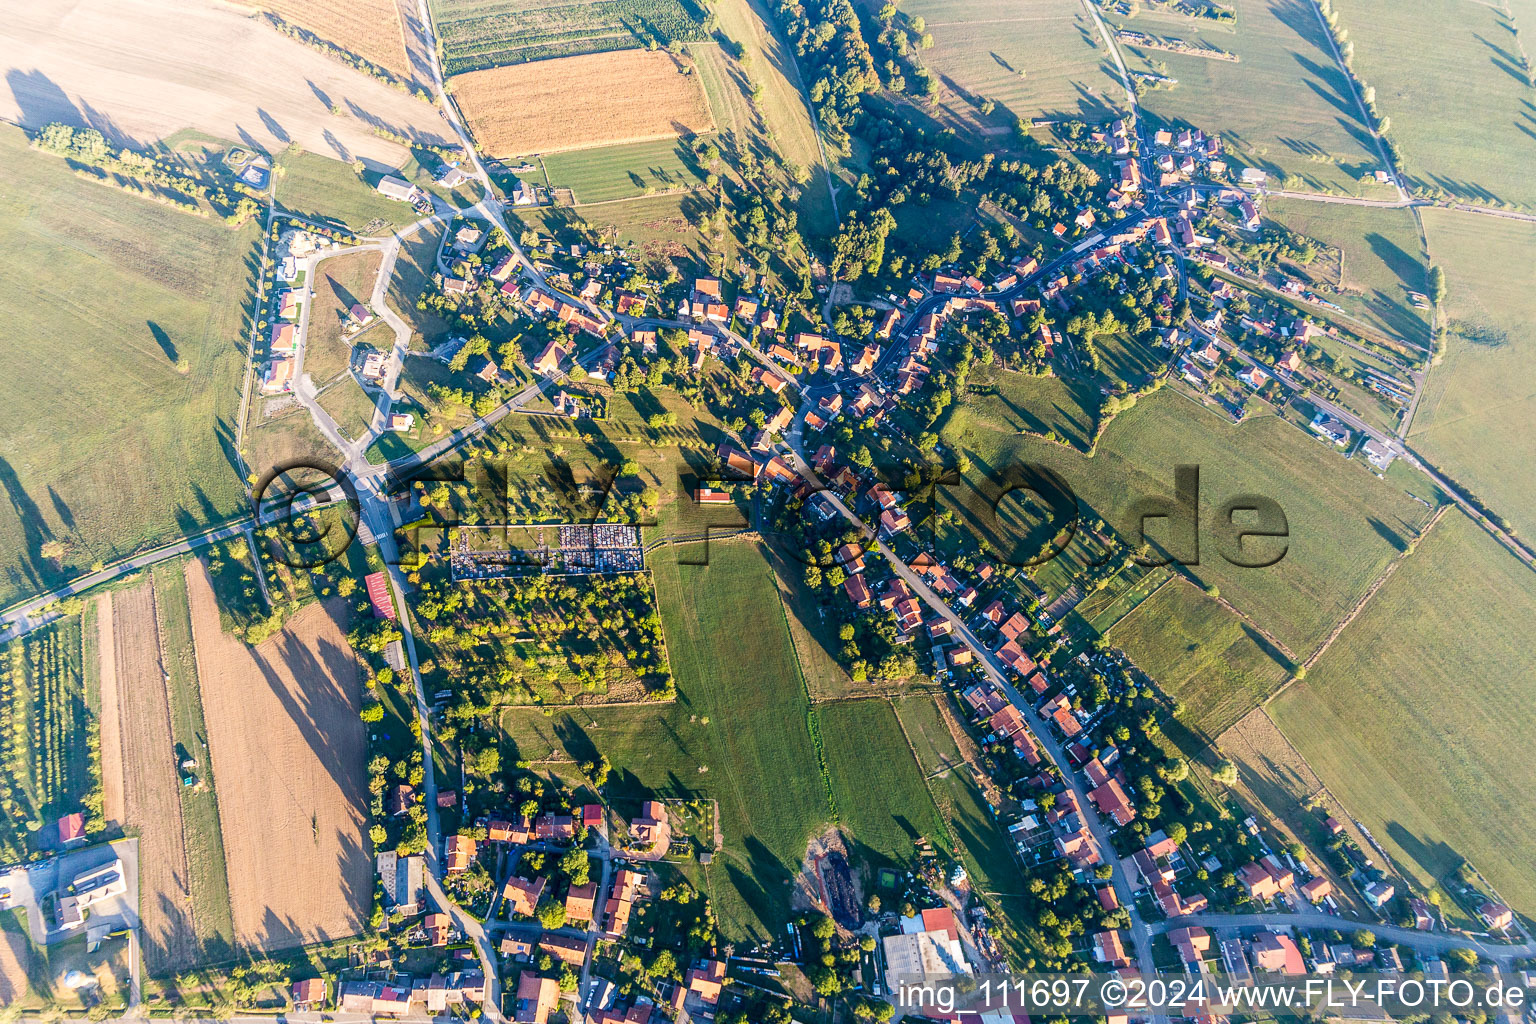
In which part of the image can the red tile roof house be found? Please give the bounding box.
[533,339,570,376]
[1250,932,1305,974]
[539,932,587,965]
[1090,779,1136,826]
[57,812,85,846]
[514,971,559,1024]
[1238,862,1281,901]
[565,882,598,924]
[444,834,476,873]
[1479,902,1514,931]
[365,571,396,620]
[502,875,548,918]
[292,977,327,1009]
[630,800,668,848]
[1094,929,1130,967]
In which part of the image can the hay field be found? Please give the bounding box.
[542,137,706,203]
[109,580,200,973]
[1114,0,1384,195]
[1410,208,1536,540]
[242,0,412,80]
[0,0,453,169]
[708,0,831,228]
[454,49,716,157]
[1263,199,1429,346]
[942,388,1436,657]
[276,153,429,231]
[306,250,383,384]
[873,0,1125,132]
[187,562,370,952]
[1106,577,1291,739]
[502,540,832,942]
[820,699,949,867]
[1270,510,1536,914]
[0,124,257,607]
[1331,0,1536,206]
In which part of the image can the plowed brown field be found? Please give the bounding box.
[186,562,370,952]
[110,580,200,973]
[0,926,29,1007]
[454,49,716,156]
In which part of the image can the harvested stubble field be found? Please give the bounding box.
[186,562,371,952]
[431,0,704,73]
[1410,208,1536,542]
[106,580,201,974]
[92,595,124,826]
[454,49,716,157]
[1114,0,1385,195]
[1270,510,1536,915]
[240,0,413,80]
[1,0,453,169]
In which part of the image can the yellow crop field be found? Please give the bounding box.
[245,0,412,80]
[453,49,716,156]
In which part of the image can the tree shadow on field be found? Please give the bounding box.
[147,320,179,364]
[1384,823,1464,891]
[1366,514,1408,553]
[0,454,53,592]
[247,609,368,812]
[46,486,77,535]
[723,836,795,945]
[4,68,83,133]
[256,107,290,145]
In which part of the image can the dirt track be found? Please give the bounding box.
[0,0,454,168]
[111,580,200,974]
[185,561,369,951]
[93,592,124,826]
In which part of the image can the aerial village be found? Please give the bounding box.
[218,106,1532,1024]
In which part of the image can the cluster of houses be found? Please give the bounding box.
[262,228,345,394]
[334,969,486,1016]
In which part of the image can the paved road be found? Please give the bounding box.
[0,519,254,642]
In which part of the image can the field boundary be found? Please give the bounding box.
[1285,503,1448,684]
